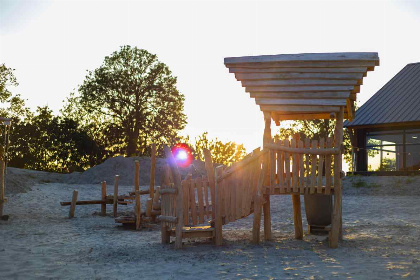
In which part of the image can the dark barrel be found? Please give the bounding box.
[304,194,332,227]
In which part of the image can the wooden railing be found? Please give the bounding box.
[264,136,338,195]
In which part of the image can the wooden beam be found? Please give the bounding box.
[242,80,358,88]
[260,105,340,113]
[256,98,347,106]
[272,113,335,121]
[264,143,340,155]
[229,67,368,73]
[149,144,156,200]
[101,181,107,216]
[246,85,355,92]
[226,61,378,69]
[250,91,351,99]
[113,175,119,218]
[237,72,363,81]
[203,149,216,220]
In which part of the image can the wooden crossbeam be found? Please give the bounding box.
[229,67,368,73]
[250,91,351,99]
[260,105,340,113]
[237,72,363,81]
[256,98,347,106]
[246,85,355,92]
[225,61,378,69]
[242,80,359,88]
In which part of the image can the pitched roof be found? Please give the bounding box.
[224,52,379,124]
[344,63,420,128]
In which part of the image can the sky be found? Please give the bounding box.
[1,0,420,159]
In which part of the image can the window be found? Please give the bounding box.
[366,129,420,171]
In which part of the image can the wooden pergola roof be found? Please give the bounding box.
[224,52,379,125]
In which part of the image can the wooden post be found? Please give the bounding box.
[252,160,267,244]
[150,144,156,200]
[69,190,78,218]
[146,198,152,217]
[113,175,119,218]
[262,112,272,241]
[163,146,183,249]
[214,166,224,246]
[330,106,344,248]
[134,160,141,229]
[0,160,5,218]
[101,181,107,216]
[292,194,303,239]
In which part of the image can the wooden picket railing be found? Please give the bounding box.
[264,136,340,195]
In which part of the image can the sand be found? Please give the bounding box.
[1,174,419,279]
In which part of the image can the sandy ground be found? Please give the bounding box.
[1,180,419,279]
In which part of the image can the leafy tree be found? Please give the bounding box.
[67,45,187,156]
[190,132,247,165]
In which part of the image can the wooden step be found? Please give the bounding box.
[170,226,215,239]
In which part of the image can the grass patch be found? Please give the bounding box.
[351,179,380,189]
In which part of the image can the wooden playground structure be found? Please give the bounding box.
[61,144,162,230]
[158,52,380,248]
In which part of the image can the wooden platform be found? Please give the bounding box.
[169,226,215,239]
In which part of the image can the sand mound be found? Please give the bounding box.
[70,156,208,186]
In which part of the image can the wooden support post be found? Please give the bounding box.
[262,112,272,241]
[0,160,5,218]
[134,160,141,229]
[292,194,303,239]
[69,190,78,218]
[113,175,119,218]
[164,146,184,249]
[330,106,344,248]
[161,225,170,244]
[214,166,224,246]
[101,181,107,216]
[146,198,152,217]
[252,160,267,244]
[150,144,156,200]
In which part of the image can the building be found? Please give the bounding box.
[345,63,420,175]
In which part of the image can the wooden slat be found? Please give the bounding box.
[243,79,359,87]
[195,177,205,224]
[317,138,325,194]
[101,181,107,216]
[203,176,210,219]
[325,137,333,195]
[270,141,276,193]
[69,190,78,218]
[260,105,341,113]
[214,166,223,246]
[256,98,347,106]
[272,113,336,121]
[291,138,298,193]
[250,91,351,99]
[113,175,119,218]
[149,143,156,200]
[277,140,284,192]
[182,179,189,225]
[310,140,318,194]
[229,67,368,73]
[284,139,291,192]
[298,140,305,194]
[229,177,235,222]
[203,149,216,220]
[304,138,310,191]
[247,85,355,93]
[235,170,242,219]
[189,177,198,226]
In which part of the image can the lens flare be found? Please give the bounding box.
[171,143,193,167]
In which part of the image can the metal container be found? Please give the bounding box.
[304,194,332,230]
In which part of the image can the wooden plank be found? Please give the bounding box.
[134,160,140,192]
[252,162,267,244]
[235,170,242,219]
[317,138,325,194]
[264,142,339,155]
[196,177,205,224]
[113,175,119,218]
[243,79,359,88]
[310,140,318,194]
[203,177,210,219]
[214,166,224,246]
[230,177,236,222]
[229,67,368,73]
[298,140,305,193]
[247,85,355,93]
[149,143,156,199]
[260,105,341,113]
[101,181,107,216]
[272,113,335,121]
[284,139,291,192]
[256,98,347,106]
[250,91,351,99]
[160,188,178,195]
[182,177,190,225]
[241,164,249,217]
[237,72,363,80]
[304,138,310,191]
[189,176,197,226]
[330,107,344,248]
[203,149,216,220]
[224,52,379,64]
[277,140,284,192]
[270,142,276,192]
[69,190,78,218]
[291,138,298,193]
[135,190,141,230]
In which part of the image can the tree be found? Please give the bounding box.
[191,132,247,165]
[69,46,187,156]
